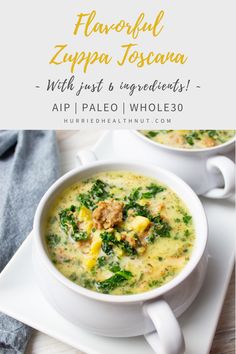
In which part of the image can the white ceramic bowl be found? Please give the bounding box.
[33,160,208,354]
[112,130,235,199]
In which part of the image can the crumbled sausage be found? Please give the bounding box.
[126,234,137,248]
[92,199,123,229]
[157,202,164,213]
[203,137,216,147]
[169,132,185,145]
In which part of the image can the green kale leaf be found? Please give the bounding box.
[77,179,111,210]
[46,234,61,247]
[141,184,165,199]
[183,214,192,225]
[59,206,89,241]
[96,270,133,293]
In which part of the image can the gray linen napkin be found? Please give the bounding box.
[0,131,60,354]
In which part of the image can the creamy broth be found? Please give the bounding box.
[45,171,195,295]
[140,130,235,149]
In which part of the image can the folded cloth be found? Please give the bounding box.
[0,131,60,354]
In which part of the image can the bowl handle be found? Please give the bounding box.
[144,299,185,354]
[203,156,235,199]
[76,149,97,165]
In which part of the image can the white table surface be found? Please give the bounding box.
[25,130,235,354]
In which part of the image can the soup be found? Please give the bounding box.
[140,130,235,149]
[45,171,195,295]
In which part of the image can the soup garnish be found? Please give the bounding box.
[45,171,195,295]
[140,130,235,149]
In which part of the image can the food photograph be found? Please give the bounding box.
[0,130,235,354]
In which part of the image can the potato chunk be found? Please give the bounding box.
[79,206,92,222]
[78,206,93,235]
[126,216,151,235]
[85,231,102,269]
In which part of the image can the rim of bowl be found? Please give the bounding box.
[33,160,208,304]
[133,130,236,153]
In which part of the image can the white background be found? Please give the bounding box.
[0,0,235,129]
